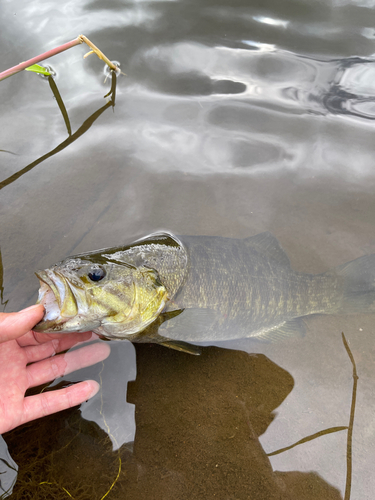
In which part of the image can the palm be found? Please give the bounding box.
[0,308,110,434]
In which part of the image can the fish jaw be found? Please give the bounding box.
[34,270,81,332]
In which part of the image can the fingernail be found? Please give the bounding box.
[87,381,100,399]
[19,304,44,314]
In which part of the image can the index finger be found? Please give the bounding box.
[17,330,95,348]
[0,305,45,343]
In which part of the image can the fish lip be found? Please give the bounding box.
[34,269,78,332]
[33,318,69,332]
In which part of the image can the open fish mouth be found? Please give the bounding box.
[34,270,78,332]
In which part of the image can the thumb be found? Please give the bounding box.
[0,304,45,343]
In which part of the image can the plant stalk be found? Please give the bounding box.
[0,37,82,81]
[0,35,119,82]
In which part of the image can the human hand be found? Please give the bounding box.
[0,304,110,434]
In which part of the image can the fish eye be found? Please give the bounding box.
[88,266,106,282]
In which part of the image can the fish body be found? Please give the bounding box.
[35,232,375,352]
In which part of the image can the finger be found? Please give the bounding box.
[26,342,111,388]
[23,334,101,364]
[21,380,100,426]
[0,305,45,343]
[32,330,94,344]
[17,330,93,348]
[24,341,57,364]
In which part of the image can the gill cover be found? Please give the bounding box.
[96,265,169,338]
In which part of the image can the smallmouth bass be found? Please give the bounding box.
[34,232,375,354]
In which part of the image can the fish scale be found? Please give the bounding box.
[160,234,342,342]
[34,231,375,354]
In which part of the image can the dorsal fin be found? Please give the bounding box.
[133,232,183,248]
[243,232,291,267]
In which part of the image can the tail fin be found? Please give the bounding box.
[336,254,375,313]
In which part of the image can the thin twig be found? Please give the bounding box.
[79,35,119,72]
[0,35,121,82]
[341,332,358,500]
[0,37,83,81]
[267,426,348,456]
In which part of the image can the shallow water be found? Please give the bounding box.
[1,0,375,498]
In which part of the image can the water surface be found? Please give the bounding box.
[1,0,375,498]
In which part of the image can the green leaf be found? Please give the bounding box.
[25,64,51,76]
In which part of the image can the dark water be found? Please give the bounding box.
[1,0,375,498]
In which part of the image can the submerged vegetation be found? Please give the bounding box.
[1,338,357,500]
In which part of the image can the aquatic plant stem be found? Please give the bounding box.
[0,35,120,82]
[80,35,119,72]
[0,248,9,310]
[0,38,82,81]
[0,72,116,191]
[267,426,348,457]
[342,332,358,500]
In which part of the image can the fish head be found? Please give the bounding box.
[34,256,168,337]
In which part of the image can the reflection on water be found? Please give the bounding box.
[0,72,117,192]
[1,0,375,497]
[4,344,345,499]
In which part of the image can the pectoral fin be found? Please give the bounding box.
[159,307,219,342]
[127,312,203,354]
[158,340,202,355]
